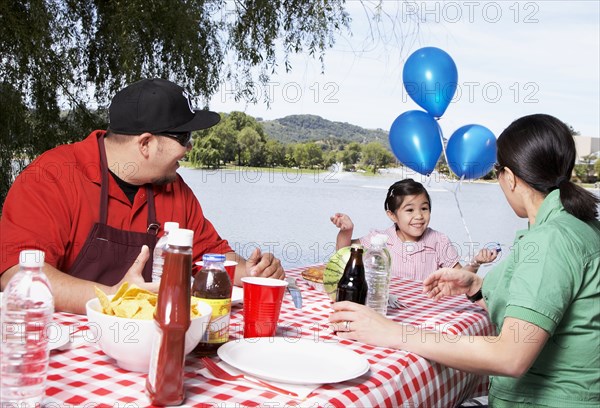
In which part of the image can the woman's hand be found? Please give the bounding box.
[329,301,402,349]
[423,268,482,301]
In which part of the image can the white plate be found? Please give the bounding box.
[217,337,370,384]
[231,286,243,305]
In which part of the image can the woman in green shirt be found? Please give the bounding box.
[330,114,600,407]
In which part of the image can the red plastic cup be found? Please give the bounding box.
[241,277,288,338]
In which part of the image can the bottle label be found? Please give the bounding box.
[198,298,231,343]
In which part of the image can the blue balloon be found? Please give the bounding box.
[403,47,458,118]
[446,125,497,180]
[389,110,443,176]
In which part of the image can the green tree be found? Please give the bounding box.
[595,158,600,180]
[1,0,351,205]
[226,112,266,139]
[292,144,309,168]
[304,142,324,168]
[361,142,395,173]
[575,154,599,183]
[237,127,265,166]
[190,133,225,168]
[339,142,362,167]
[323,150,338,169]
[264,139,287,167]
[195,120,238,164]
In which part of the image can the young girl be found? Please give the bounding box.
[331,178,496,280]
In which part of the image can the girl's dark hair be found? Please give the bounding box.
[384,178,431,212]
[497,114,599,222]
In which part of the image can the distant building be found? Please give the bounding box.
[573,135,600,163]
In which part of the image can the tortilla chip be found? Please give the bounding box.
[131,299,155,320]
[113,300,140,318]
[94,286,114,315]
[111,282,130,302]
[95,282,201,320]
[121,285,154,300]
[133,292,157,306]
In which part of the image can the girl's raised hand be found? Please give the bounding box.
[330,213,354,231]
[474,248,499,265]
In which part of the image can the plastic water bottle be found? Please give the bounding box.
[364,234,391,315]
[152,221,179,283]
[1,249,54,407]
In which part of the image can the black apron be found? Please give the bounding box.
[68,134,159,286]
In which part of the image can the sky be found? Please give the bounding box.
[209,0,600,140]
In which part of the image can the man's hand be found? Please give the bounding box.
[245,248,285,280]
[113,245,159,293]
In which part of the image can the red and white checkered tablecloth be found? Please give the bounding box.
[44,266,495,407]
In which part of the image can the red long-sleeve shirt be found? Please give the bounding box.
[1,130,231,277]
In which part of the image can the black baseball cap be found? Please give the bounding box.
[108,78,221,134]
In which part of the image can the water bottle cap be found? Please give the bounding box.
[19,249,45,267]
[163,222,179,232]
[371,234,388,246]
[167,228,193,247]
[202,254,226,263]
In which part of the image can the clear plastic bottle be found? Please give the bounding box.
[151,221,179,283]
[364,234,392,315]
[1,249,54,407]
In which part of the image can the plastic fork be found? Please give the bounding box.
[200,357,299,397]
[388,294,408,309]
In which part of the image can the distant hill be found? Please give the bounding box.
[259,114,389,147]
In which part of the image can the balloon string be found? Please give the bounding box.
[439,129,449,170]
[436,120,474,256]
[451,176,474,253]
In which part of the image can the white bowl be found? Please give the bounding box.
[85,296,212,372]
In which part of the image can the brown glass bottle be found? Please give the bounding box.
[336,246,368,304]
[192,254,232,356]
[146,228,193,406]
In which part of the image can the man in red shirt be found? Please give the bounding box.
[0,78,284,314]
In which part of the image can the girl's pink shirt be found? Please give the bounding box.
[360,226,460,280]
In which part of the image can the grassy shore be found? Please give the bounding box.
[179,162,600,190]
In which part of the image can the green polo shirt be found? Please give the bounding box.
[482,190,600,407]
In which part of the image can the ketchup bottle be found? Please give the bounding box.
[146,228,193,406]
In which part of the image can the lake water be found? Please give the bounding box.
[180,166,599,276]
